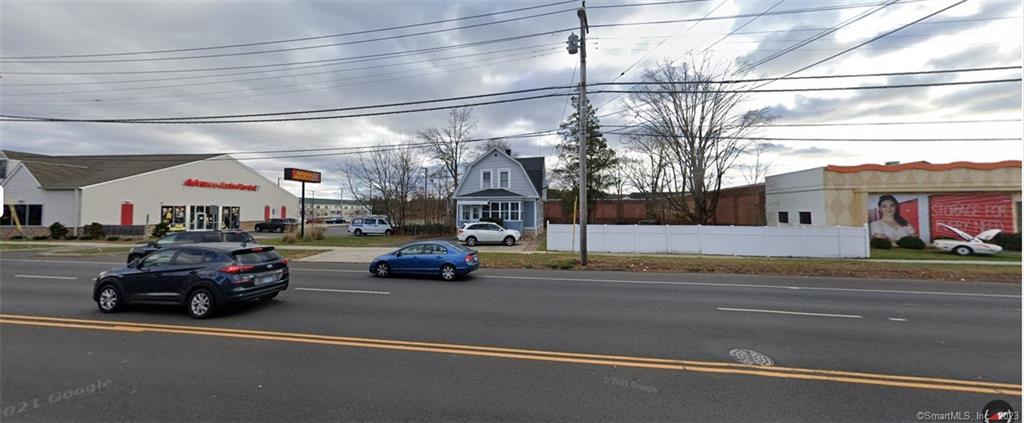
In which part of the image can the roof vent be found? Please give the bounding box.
[884,161,900,166]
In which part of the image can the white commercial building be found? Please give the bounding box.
[1,150,299,238]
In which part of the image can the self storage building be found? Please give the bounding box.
[765,160,1022,242]
[0,150,299,238]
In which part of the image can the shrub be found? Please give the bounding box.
[870,237,892,249]
[9,235,24,240]
[281,233,298,244]
[106,236,121,241]
[32,235,49,240]
[48,222,69,240]
[303,226,325,241]
[400,223,453,236]
[896,236,926,250]
[83,222,105,239]
[991,232,1021,252]
[479,216,504,227]
[151,222,170,239]
[79,236,94,241]
[64,235,78,240]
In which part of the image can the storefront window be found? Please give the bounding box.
[221,206,240,230]
[189,205,219,231]
[0,204,43,226]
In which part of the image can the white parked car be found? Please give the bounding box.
[347,216,394,236]
[932,223,1003,256]
[457,222,520,246]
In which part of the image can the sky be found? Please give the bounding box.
[1,0,1021,198]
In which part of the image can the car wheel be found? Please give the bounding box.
[953,246,973,256]
[504,236,516,246]
[466,236,477,246]
[354,229,363,236]
[440,264,457,281]
[187,289,216,319]
[97,284,122,313]
[384,229,393,236]
[375,262,390,277]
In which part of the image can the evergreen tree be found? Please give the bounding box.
[553,95,619,222]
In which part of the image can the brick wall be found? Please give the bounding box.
[544,184,766,226]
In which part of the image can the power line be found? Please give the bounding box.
[2,50,563,108]
[602,118,1024,128]
[0,0,578,60]
[0,42,559,88]
[0,8,576,65]
[2,78,1018,124]
[602,132,1024,142]
[3,45,562,98]
[729,15,1020,35]
[0,29,575,76]
[737,0,900,73]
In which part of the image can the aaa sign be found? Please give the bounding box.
[284,168,321,183]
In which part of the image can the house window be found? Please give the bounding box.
[799,211,812,225]
[498,170,510,189]
[485,201,521,221]
[481,170,492,189]
[462,206,470,221]
[778,211,789,224]
[0,204,42,226]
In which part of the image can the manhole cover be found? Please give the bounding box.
[728,348,774,366]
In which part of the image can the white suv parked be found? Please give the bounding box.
[458,222,521,246]
[348,216,394,236]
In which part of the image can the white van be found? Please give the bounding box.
[348,216,394,236]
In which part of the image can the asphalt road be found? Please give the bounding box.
[1,251,1020,422]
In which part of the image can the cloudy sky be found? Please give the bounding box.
[1,0,1021,198]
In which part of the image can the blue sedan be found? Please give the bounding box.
[369,241,479,281]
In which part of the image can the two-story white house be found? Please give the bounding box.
[454,148,545,236]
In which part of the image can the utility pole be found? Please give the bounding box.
[567,3,590,266]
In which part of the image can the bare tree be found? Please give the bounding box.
[340,141,423,228]
[416,107,476,199]
[741,142,773,186]
[474,137,512,156]
[626,57,772,224]
[622,134,674,222]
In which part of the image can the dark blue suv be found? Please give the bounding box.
[94,243,289,319]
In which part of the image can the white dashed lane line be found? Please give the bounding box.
[717,307,863,319]
[295,288,390,295]
[14,274,79,280]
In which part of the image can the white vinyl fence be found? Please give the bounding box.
[546,223,870,258]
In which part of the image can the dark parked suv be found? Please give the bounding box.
[254,218,295,233]
[94,243,289,319]
[127,230,256,264]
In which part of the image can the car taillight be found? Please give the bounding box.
[458,229,463,234]
[280,258,289,266]
[465,254,475,264]
[220,264,256,274]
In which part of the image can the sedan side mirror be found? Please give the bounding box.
[394,251,402,257]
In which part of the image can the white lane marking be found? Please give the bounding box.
[717,307,863,319]
[295,288,390,295]
[888,317,908,322]
[1,259,119,265]
[478,275,1021,299]
[291,268,365,273]
[14,274,79,280]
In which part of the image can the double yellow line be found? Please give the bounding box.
[1,313,1019,396]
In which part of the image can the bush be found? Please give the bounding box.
[9,235,24,240]
[281,233,298,244]
[32,235,50,240]
[83,222,105,239]
[870,237,892,249]
[896,236,926,250]
[303,226,325,241]
[991,232,1021,252]
[400,223,453,236]
[106,236,121,241]
[479,216,504,227]
[48,222,69,240]
[151,222,170,239]
[79,236,94,241]
[64,235,78,240]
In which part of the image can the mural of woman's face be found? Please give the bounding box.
[880,199,897,217]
